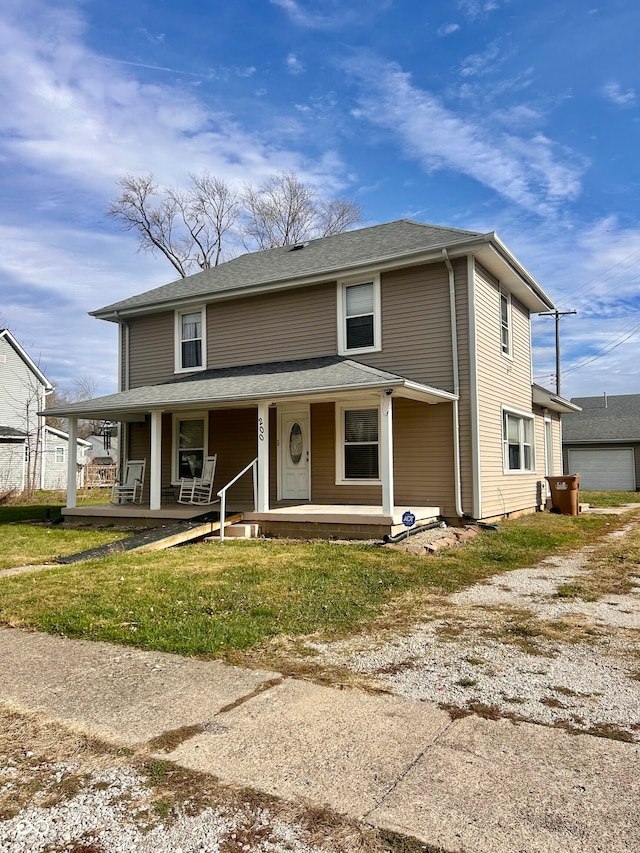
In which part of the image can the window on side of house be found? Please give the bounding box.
[173,413,207,481]
[500,290,512,357]
[503,410,534,473]
[55,446,65,464]
[337,406,380,482]
[175,307,206,372]
[338,277,381,355]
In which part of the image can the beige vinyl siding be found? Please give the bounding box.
[128,314,174,389]
[208,283,336,369]
[209,409,258,505]
[392,398,456,513]
[309,399,455,511]
[311,402,381,504]
[363,261,456,390]
[474,262,540,517]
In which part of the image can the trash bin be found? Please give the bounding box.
[546,474,580,516]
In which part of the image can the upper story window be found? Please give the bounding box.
[337,276,381,355]
[175,307,206,372]
[503,409,534,473]
[500,290,512,357]
[55,446,65,464]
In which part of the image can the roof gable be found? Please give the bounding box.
[0,329,53,391]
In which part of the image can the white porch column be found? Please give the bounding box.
[257,402,269,512]
[150,410,162,511]
[380,392,394,517]
[66,417,77,508]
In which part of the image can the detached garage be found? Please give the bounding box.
[562,395,640,492]
[567,447,635,491]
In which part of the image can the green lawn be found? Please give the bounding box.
[0,510,627,660]
[0,492,127,570]
[580,490,640,507]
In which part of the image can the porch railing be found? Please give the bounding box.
[217,457,258,541]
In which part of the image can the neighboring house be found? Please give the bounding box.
[562,394,640,491]
[47,219,577,534]
[0,329,88,493]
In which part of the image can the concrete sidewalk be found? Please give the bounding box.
[0,626,638,853]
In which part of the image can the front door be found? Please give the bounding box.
[279,409,310,500]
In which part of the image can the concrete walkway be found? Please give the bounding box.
[0,626,638,853]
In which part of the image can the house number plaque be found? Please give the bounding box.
[258,416,265,442]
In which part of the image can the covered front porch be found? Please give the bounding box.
[49,356,459,538]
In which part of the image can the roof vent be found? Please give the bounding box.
[289,242,308,251]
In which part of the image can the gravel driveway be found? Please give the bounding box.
[308,516,640,741]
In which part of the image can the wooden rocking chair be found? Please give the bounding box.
[177,454,218,505]
[110,459,146,504]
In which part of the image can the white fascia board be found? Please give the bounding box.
[44,425,92,445]
[473,239,555,313]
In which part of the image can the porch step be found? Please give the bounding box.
[204,523,260,540]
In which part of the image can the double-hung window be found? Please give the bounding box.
[175,307,206,372]
[337,406,380,482]
[338,276,381,355]
[55,446,65,464]
[503,409,534,473]
[173,413,207,481]
[500,290,512,357]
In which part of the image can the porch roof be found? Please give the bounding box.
[42,356,457,421]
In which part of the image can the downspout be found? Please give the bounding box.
[442,249,465,519]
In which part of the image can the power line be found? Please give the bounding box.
[561,322,640,377]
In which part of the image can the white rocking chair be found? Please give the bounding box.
[110,459,146,505]
[178,454,218,505]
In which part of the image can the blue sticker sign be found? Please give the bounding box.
[402,511,416,528]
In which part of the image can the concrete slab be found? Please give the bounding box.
[368,714,640,853]
[0,627,279,746]
[166,677,451,818]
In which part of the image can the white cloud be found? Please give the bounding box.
[270,0,392,30]
[287,53,305,74]
[602,81,635,106]
[457,0,501,20]
[460,40,502,77]
[438,23,460,36]
[344,54,584,215]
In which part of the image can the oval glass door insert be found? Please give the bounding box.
[289,422,303,464]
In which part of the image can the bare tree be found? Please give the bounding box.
[108,170,361,274]
[242,171,362,250]
[46,375,101,439]
[107,173,241,278]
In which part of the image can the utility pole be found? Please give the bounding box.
[538,310,577,397]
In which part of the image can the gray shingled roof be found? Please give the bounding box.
[43,356,456,419]
[563,395,640,442]
[0,426,27,439]
[92,219,485,317]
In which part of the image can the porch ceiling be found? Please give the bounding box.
[42,355,457,420]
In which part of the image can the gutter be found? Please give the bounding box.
[442,248,465,519]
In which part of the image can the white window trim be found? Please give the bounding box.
[55,446,65,464]
[171,411,209,484]
[337,275,382,356]
[174,306,207,374]
[499,289,513,360]
[335,402,382,485]
[502,405,535,474]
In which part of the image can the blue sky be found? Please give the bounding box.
[1,0,639,399]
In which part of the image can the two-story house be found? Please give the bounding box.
[47,220,577,537]
[0,329,89,493]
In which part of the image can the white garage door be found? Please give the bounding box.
[568,448,635,490]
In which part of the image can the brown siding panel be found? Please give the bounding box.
[128,314,174,388]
